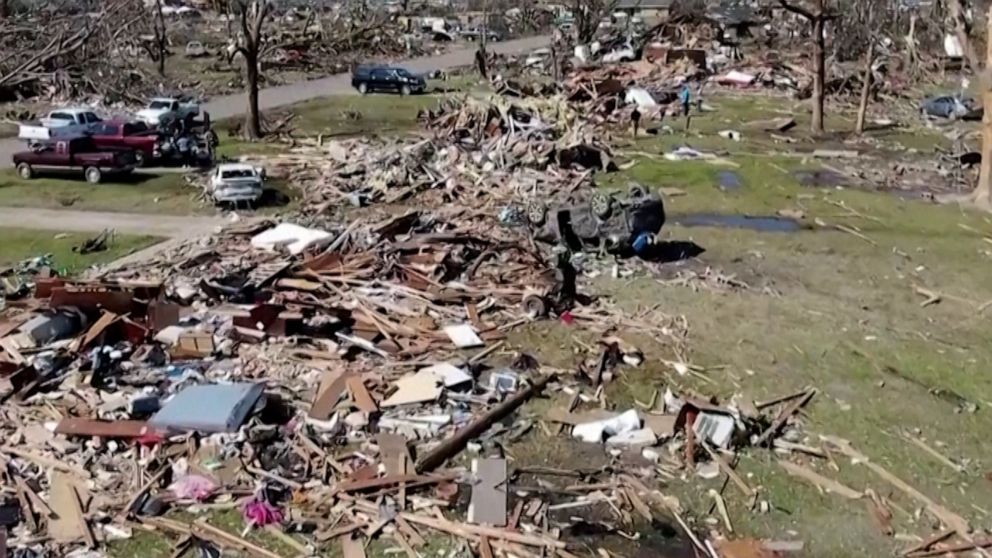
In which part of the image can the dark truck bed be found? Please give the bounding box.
[13,136,137,184]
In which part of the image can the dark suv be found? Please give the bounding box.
[351,65,427,96]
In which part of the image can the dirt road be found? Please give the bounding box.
[0,36,548,168]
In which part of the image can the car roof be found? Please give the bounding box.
[217,163,257,171]
[52,107,95,115]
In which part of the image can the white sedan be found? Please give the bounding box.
[208,164,265,205]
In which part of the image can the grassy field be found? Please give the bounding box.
[0,227,160,274]
[0,169,204,214]
[498,95,992,556]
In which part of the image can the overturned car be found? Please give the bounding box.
[528,185,666,256]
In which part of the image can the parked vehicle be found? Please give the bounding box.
[135,97,200,126]
[207,163,265,205]
[90,120,164,167]
[18,108,103,142]
[461,27,503,42]
[13,137,137,184]
[185,41,208,57]
[351,65,426,96]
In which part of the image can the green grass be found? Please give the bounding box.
[0,169,203,214]
[0,228,160,274]
[498,94,992,557]
[0,169,297,215]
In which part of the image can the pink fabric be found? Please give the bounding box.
[241,499,284,527]
[168,475,218,501]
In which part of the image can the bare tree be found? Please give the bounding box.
[231,0,272,139]
[573,0,618,44]
[144,0,168,76]
[948,1,992,207]
[779,0,837,133]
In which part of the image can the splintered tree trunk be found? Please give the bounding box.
[0,0,9,19]
[855,40,875,135]
[973,5,992,206]
[244,52,262,139]
[812,15,825,133]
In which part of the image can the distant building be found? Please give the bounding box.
[615,0,675,20]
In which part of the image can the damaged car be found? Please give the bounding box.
[527,185,666,257]
[207,163,265,206]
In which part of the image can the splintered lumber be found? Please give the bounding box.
[908,537,992,557]
[416,374,553,473]
[332,473,457,495]
[192,519,284,558]
[754,389,816,447]
[778,460,863,500]
[350,499,566,549]
[900,529,954,556]
[823,436,970,535]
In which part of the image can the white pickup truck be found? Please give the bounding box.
[135,97,201,126]
[18,108,103,142]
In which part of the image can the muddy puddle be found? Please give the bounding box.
[672,213,803,232]
[717,170,744,191]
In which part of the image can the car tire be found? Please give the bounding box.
[84,167,102,184]
[400,85,411,96]
[16,163,33,180]
[133,151,146,168]
[358,82,369,95]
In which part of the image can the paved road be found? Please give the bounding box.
[0,35,549,166]
[0,207,224,237]
[0,36,548,239]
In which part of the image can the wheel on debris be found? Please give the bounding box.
[526,201,547,226]
[400,85,412,96]
[591,192,613,220]
[84,166,102,184]
[521,293,548,318]
[16,162,33,180]
[357,82,369,95]
[628,183,645,199]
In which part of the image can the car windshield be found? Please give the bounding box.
[396,69,413,78]
[221,169,257,179]
[149,101,173,109]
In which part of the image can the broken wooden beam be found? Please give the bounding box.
[416,374,553,473]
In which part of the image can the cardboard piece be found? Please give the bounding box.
[377,433,412,476]
[381,371,443,408]
[172,332,215,359]
[468,458,507,526]
[49,472,91,544]
[310,372,350,420]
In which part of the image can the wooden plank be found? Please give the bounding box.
[340,534,367,558]
[332,473,456,495]
[80,311,120,349]
[778,460,863,500]
[479,536,495,558]
[377,434,411,476]
[468,458,507,527]
[754,389,816,446]
[49,472,89,544]
[347,376,378,413]
[55,418,154,439]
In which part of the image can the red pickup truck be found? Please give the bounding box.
[90,120,163,167]
[13,137,137,184]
